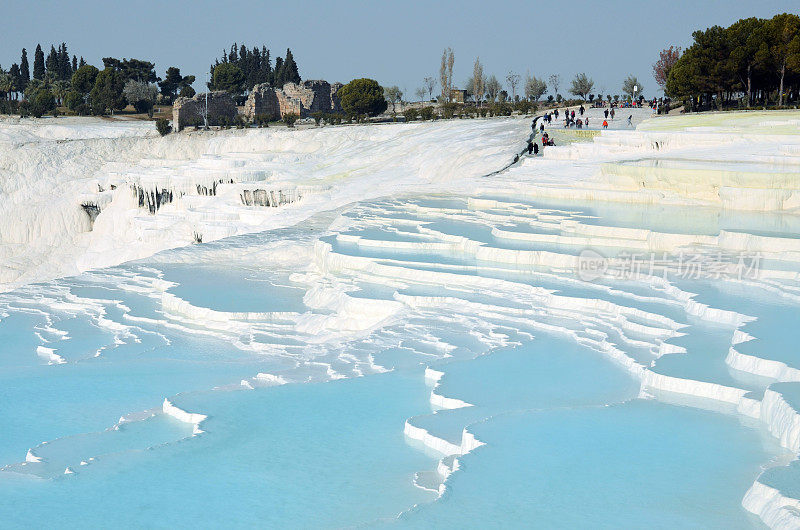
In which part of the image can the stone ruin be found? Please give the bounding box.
[244,80,343,121]
[173,91,238,130]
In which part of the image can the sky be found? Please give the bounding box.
[1,0,798,99]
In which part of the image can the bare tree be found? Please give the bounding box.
[415,87,426,104]
[548,73,561,97]
[473,57,485,105]
[485,75,501,102]
[524,74,547,101]
[383,85,403,113]
[621,75,642,100]
[505,71,521,101]
[568,73,594,100]
[423,76,436,103]
[440,47,455,102]
[447,49,454,101]
[652,46,681,89]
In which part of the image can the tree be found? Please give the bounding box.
[423,76,436,102]
[179,85,196,98]
[653,46,681,89]
[89,68,125,115]
[31,89,56,117]
[159,67,196,100]
[337,78,387,119]
[415,87,426,103]
[103,58,157,84]
[440,48,454,101]
[0,72,12,102]
[9,64,21,99]
[282,48,301,85]
[472,57,485,105]
[33,44,45,80]
[505,71,521,101]
[485,75,501,102]
[726,18,765,106]
[51,80,70,106]
[212,63,245,94]
[569,73,594,100]
[524,74,547,101]
[19,49,30,90]
[383,85,403,113]
[762,13,800,106]
[72,65,99,95]
[622,75,643,99]
[548,73,560,96]
[46,46,58,76]
[123,80,158,114]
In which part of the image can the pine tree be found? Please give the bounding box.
[20,49,30,88]
[33,44,45,80]
[72,55,78,73]
[79,57,86,68]
[282,48,300,85]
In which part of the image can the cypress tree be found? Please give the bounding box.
[79,56,86,68]
[273,57,284,87]
[9,64,21,98]
[282,48,300,85]
[46,45,58,76]
[72,55,78,73]
[261,46,272,84]
[33,44,45,80]
[20,49,30,87]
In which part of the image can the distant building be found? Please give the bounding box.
[451,89,468,104]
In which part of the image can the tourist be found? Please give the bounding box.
[627,115,632,126]
[604,109,609,119]
[602,120,608,128]
[579,105,585,116]
[527,140,534,154]
[533,142,539,155]
[610,108,615,120]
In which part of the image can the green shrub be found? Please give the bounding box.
[234,115,247,129]
[403,108,419,121]
[419,106,435,121]
[311,112,324,126]
[283,113,298,127]
[441,102,460,119]
[324,112,344,125]
[155,118,172,136]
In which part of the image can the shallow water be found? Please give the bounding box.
[3,112,800,526]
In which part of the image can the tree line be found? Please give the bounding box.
[0,42,200,117]
[0,42,307,118]
[662,13,800,109]
[416,48,646,107]
[208,45,301,98]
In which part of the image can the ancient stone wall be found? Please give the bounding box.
[241,80,345,122]
[243,84,281,121]
[173,92,238,129]
[330,82,343,112]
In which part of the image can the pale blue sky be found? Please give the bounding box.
[1,0,797,98]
